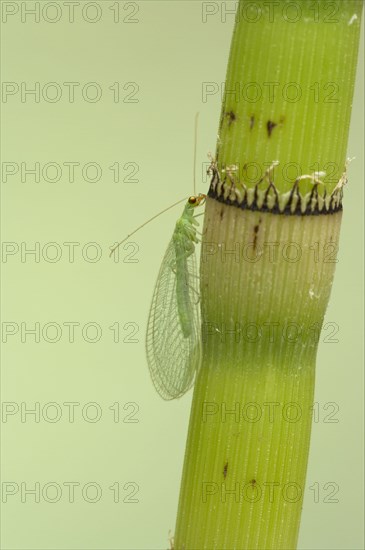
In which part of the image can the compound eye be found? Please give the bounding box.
[188,196,197,205]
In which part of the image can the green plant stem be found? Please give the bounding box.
[174,1,362,548]
[215,0,362,196]
[175,205,341,549]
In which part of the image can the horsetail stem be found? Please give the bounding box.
[174,1,362,548]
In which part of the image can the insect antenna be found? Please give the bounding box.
[110,113,202,258]
[193,112,199,195]
[109,197,188,257]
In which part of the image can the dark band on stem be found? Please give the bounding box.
[207,163,345,216]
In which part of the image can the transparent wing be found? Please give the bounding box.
[146,238,201,400]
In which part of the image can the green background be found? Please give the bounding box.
[1,1,363,549]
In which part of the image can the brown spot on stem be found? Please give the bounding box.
[253,219,261,250]
[250,479,256,487]
[267,120,277,137]
[250,115,255,130]
[223,462,228,478]
[226,111,237,126]
[220,208,224,220]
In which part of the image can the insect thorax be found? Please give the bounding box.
[175,215,197,245]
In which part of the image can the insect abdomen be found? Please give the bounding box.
[174,241,194,338]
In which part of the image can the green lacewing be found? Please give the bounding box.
[110,115,206,399]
